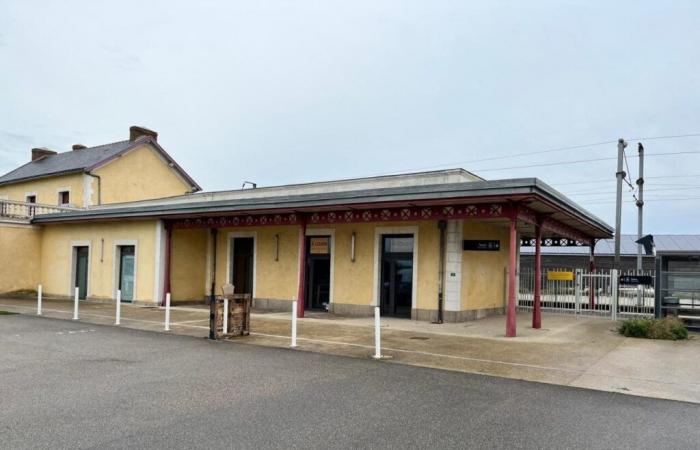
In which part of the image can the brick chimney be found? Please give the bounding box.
[129,125,158,142]
[72,144,87,151]
[31,147,57,161]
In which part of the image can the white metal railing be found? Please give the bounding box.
[0,199,79,219]
[518,267,655,319]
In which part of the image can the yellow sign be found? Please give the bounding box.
[309,237,330,254]
[547,271,574,281]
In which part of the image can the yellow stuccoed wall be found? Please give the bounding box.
[0,173,85,206]
[39,220,158,301]
[204,221,440,310]
[93,144,193,204]
[0,222,43,293]
[460,221,510,311]
[170,228,208,301]
[212,225,300,300]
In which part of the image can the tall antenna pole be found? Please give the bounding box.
[614,138,627,270]
[636,143,645,272]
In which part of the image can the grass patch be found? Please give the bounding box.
[0,310,18,315]
[618,317,688,340]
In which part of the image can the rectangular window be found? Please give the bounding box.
[59,191,70,205]
[26,195,36,203]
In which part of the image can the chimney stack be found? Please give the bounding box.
[31,147,57,162]
[129,125,158,142]
[72,144,87,151]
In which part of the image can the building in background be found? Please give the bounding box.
[521,235,700,272]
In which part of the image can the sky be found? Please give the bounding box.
[1,0,699,234]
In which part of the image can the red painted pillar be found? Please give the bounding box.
[589,243,596,310]
[532,225,542,329]
[506,216,518,337]
[162,221,172,306]
[296,216,307,318]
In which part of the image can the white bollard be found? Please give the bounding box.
[164,292,171,331]
[223,297,229,335]
[115,290,121,325]
[37,284,42,315]
[291,299,298,348]
[73,287,79,320]
[373,306,382,359]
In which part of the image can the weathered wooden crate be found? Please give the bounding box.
[209,294,251,339]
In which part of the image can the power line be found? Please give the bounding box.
[568,186,700,196]
[471,150,700,173]
[361,132,700,178]
[548,175,700,186]
[582,196,700,205]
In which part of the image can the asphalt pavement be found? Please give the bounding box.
[1,314,698,449]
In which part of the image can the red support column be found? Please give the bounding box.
[296,216,307,318]
[532,225,542,329]
[161,221,172,307]
[589,243,596,310]
[506,216,518,337]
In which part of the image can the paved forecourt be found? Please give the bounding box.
[1,314,699,449]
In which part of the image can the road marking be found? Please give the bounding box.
[0,304,209,330]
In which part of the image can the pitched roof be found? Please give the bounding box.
[521,235,700,255]
[0,138,201,191]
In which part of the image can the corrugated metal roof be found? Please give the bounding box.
[521,235,700,255]
[0,140,134,185]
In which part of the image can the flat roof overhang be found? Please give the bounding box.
[32,178,613,243]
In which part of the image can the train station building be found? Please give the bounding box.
[0,126,613,336]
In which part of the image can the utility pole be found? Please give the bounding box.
[636,142,645,306]
[614,138,627,270]
[636,142,645,272]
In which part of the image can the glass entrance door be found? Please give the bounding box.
[305,236,331,310]
[380,235,414,318]
[74,246,89,300]
[118,246,135,302]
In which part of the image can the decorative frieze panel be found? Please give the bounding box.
[168,203,595,246]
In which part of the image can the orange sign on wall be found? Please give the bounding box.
[309,237,330,254]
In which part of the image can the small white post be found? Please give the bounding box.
[164,292,171,331]
[291,299,298,348]
[373,306,382,359]
[115,290,121,325]
[73,287,79,320]
[37,284,42,315]
[223,297,229,335]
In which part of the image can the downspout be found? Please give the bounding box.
[210,228,218,301]
[87,172,102,206]
[435,220,447,324]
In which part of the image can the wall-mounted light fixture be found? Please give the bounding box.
[351,232,356,262]
[274,234,279,261]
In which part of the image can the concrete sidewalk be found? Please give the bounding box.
[1,296,699,404]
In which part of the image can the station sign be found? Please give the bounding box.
[463,240,500,251]
[309,237,330,254]
[547,271,574,281]
[619,275,653,286]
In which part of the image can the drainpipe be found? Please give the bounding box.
[435,220,447,324]
[87,172,102,205]
[210,228,217,302]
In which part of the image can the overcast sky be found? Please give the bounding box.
[1,1,699,234]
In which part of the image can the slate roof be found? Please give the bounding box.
[0,138,200,191]
[521,235,700,255]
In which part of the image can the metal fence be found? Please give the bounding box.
[518,267,655,319]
